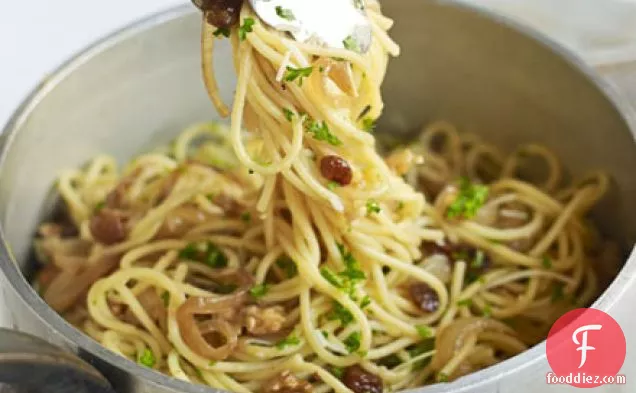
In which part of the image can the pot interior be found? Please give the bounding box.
[0,0,634,390]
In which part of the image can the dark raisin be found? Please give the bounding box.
[89,209,127,245]
[342,365,383,393]
[408,282,440,313]
[192,0,244,28]
[320,155,353,186]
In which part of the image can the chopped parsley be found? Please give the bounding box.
[161,291,170,307]
[283,108,294,122]
[378,354,402,369]
[276,256,298,278]
[249,284,269,299]
[551,283,565,303]
[238,17,255,41]
[415,325,433,339]
[446,177,489,219]
[542,256,553,269]
[397,201,405,211]
[305,119,342,146]
[471,250,485,268]
[240,212,251,222]
[283,66,313,86]
[362,118,376,133]
[343,35,361,53]
[138,348,156,368]
[320,267,344,287]
[321,330,329,338]
[360,295,371,309]
[343,331,361,353]
[456,298,473,307]
[213,27,230,38]
[353,0,365,10]
[482,304,492,318]
[438,373,449,382]
[321,244,365,299]
[326,301,354,326]
[276,334,300,349]
[275,6,295,21]
[366,199,381,215]
[330,366,345,379]
[179,242,228,268]
[327,181,340,191]
[94,201,105,212]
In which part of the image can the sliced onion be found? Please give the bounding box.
[44,255,120,313]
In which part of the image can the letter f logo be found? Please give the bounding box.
[572,324,602,368]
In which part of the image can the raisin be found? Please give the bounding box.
[89,209,127,245]
[192,0,244,28]
[342,365,383,393]
[320,155,352,186]
[408,282,440,313]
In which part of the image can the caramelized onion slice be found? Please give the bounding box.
[43,256,120,313]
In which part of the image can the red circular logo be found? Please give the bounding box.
[546,308,626,388]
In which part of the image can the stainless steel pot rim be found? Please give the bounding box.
[0,2,634,393]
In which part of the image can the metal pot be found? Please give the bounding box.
[0,2,635,392]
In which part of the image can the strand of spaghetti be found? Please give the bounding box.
[201,17,230,117]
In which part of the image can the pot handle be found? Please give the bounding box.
[0,328,116,393]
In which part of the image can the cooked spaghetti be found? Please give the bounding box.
[33,2,620,393]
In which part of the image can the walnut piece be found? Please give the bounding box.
[243,305,286,335]
[262,371,312,393]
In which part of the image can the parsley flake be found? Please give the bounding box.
[366,199,381,215]
[138,348,156,368]
[238,18,255,41]
[161,291,170,307]
[320,267,344,288]
[360,295,371,309]
[327,181,340,191]
[482,304,493,318]
[415,325,433,338]
[542,256,553,269]
[327,302,354,326]
[276,256,298,278]
[305,119,342,146]
[249,284,269,299]
[343,331,361,353]
[457,298,473,307]
[240,212,251,222]
[282,108,294,122]
[213,27,230,38]
[446,177,489,219]
[276,334,300,349]
[94,201,105,212]
[179,242,228,268]
[471,250,485,268]
[343,35,361,53]
[362,118,376,133]
[330,366,345,379]
[275,6,295,21]
[283,66,313,86]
